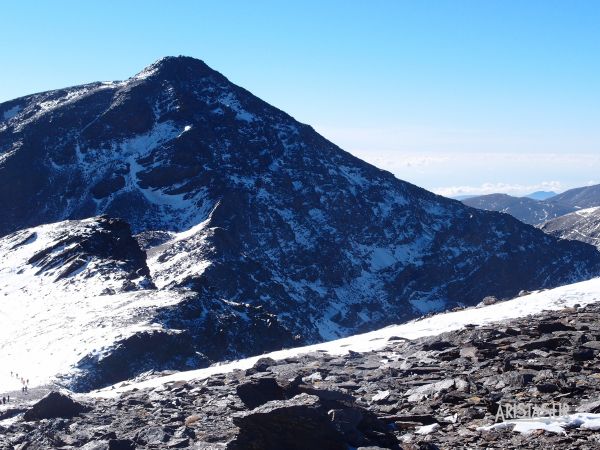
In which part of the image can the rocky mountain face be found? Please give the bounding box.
[3,301,600,449]
[2,56,600,390]
[539,207,600,250]
[462,184,600,225]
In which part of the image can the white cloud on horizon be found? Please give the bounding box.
[316,125,600,155]
[432,181,565,198]
[334,147,600,197]
[348,150,600,171]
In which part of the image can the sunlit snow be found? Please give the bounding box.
[0,219,189,391]
[478,413,600,435]
[2,104,21,121]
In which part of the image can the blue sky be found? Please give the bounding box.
[2,1,599,196]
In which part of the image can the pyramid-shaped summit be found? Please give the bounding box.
[131,55,218,81]
[1,56,600,388]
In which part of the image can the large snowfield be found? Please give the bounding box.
[0,220,187,392]
[0,289,184,392]
[92,276,600,397]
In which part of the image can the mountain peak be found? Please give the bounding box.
[2,59,600,389]
[132,55,214,82]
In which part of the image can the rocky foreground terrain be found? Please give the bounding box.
[3,301,600,449]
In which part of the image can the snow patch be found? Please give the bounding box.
[370,247,396,271]
[576,206,600,217]
[218,92,256,122]
[372,390,390,402]
[2,104,22,121]
[415,423,440,435]
[478,413,600,435]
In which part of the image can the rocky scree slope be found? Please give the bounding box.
[2,56,600,389]
[4,301,600,449]
[539,207,600,250]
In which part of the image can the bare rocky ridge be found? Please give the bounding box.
[539,207,600,250]
[3,302,600,449]
[0,215,153,293]
[549,185,600,210]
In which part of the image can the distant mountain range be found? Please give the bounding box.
[461,184,600,225]
[452,191,557,202]
[2,56,600,390]
[525,190,557,201]
[461,193,571,225]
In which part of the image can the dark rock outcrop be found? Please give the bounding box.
[235,378,286,409]
[23,391,90,421]
[68,330,209,392]
[229,393,398,450]
[1,215,153,292]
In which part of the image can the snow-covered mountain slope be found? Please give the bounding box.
[2,56,600,389]
[539,206,600,250]
[0,287,184,393]
[461,193,573,225]
[0,216,153,296]
[0,217,185,389]
[93,276,600,397]
[0,217,295,392]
